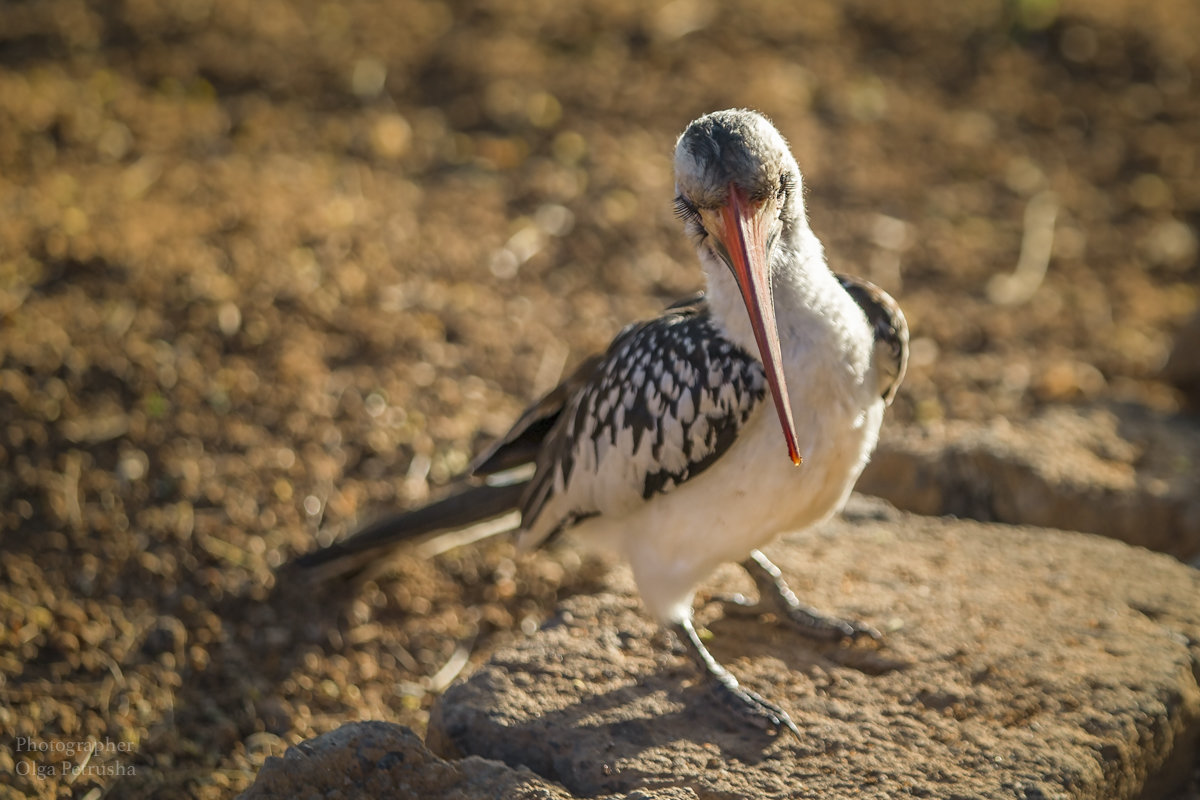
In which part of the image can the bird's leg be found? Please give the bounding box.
[670,617,801,741]
[737,549,881,642]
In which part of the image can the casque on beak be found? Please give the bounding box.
[700,185,803,466]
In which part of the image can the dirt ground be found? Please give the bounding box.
[0,0,1197,797]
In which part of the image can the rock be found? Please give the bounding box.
[1164,312,1200,412]
[856,406,1200,562]
[427,500,1200,799]
[237,720,573,799]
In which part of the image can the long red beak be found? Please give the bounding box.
[704,186,802,466]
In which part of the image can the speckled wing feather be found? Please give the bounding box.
[516,295,767,546]
[836,274,909,405]
[470,354,603,477]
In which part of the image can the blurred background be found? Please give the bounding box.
[0,0,1197,796]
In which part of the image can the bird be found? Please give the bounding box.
[297,109,909,738]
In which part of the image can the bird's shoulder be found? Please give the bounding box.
[835,273,909,405]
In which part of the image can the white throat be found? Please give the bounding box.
[701,223,846,356]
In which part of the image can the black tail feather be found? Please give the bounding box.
[294,481,527,572]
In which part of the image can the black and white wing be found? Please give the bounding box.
[836,274,909,405]
[504,295,767,547]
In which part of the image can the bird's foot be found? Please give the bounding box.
[779,603,882,643]
[707,670,801,741]
[740,550,882,644]
[672,618,800,741]
[718,592,879,641]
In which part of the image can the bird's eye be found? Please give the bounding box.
[674,196,702,225]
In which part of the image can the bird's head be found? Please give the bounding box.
[673,109,804,466]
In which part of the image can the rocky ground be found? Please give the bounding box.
[421,503,1200,800]
[1,0,1198,797]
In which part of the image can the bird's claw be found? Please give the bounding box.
[718,591,881,643]
[782,605,882,644]
[841,618,883,643]
[708,674,802,741]
[737,552,882,645]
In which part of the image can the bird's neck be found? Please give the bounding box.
[702,223,844,356]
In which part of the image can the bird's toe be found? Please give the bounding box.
[784,606,881,644]
[842,618,883,643]
[707,674,801,741]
